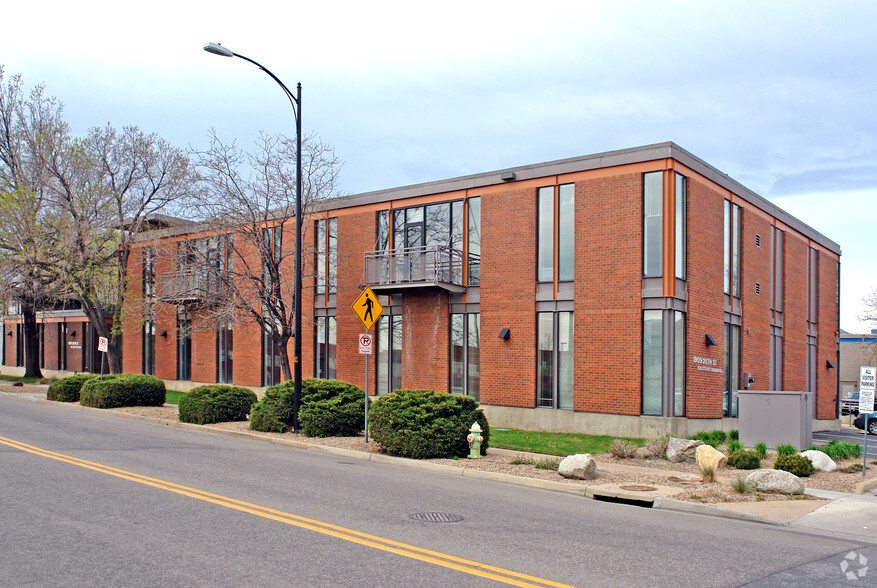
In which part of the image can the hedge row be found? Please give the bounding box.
[79,374,166,409]
[249,378,365,437]
[178,385,257,425]
[47,374,98,403]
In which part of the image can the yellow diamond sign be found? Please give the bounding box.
[352,286,383,330]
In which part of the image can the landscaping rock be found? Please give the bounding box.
[696,444,728,471]
[745,469,805,495]
[558,454,597,480]
[667,438,704,463]
[800,450,837,472]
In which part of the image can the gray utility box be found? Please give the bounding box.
[738,390,813,450]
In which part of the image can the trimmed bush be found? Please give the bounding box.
[178,385,257,425]
[47,374,98,403]
[368,389,489,459]
[79,374,165,409]
[775,454,814,477]
[728,448,761,470]
[249,378,365,436]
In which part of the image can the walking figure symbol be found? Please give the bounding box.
[362,293,374,323]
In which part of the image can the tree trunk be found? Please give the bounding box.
[280,335,293,383]
[21,303,43,379]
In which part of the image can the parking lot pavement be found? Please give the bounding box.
[813,428,877,460]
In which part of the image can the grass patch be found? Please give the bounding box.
[165,390,186,405]
[489,428,643,456]
[0,375,53,384]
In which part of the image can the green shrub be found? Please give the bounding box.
[249,378,365,435]
[727,439,743,453]
[775,443,797,457]
[755,442,768,459]
[729,429,739,441]
[689,430,727,448]
[728,448,761,470]
[775,454,814,477]
[815,440,861,461]
[368,389,489,459]
[79,374,165,408]
[178,385,257,425]
[47,374,98,403]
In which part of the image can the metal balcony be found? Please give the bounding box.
[363,246,466,294]
[158,267,224,303]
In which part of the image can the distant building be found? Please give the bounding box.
[839,330,877,397]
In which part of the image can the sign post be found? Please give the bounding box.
[97,337,109,380]
[859,366,876,479]
[352,287,383,443]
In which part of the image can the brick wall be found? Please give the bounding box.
[783,233,808,391]
[740,211,772,391]
[817,251,839,418]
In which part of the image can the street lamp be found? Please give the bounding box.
[204,41,303,433]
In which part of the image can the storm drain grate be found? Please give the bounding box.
[408,512,464,523]
[619,485,658,492]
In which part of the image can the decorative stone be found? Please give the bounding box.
[800,450,837,472]
[745,469,805,495]
[666,438,704,463]
[696,445,728,471]
[558,454,597,480]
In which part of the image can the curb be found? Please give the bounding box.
[26,397,829,523]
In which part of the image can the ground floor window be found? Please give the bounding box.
[178,317,192,381]
[537,311,573,409]
[450,313,480,400]
[769,330,783,390]
[643,310,686,417]
[16,323,24,367]
[142,321,155,376]
[724,322,741,417]
[217,322,233,384]
[263,326,283,387]
[315,316,337,380]
[376,315,402,394]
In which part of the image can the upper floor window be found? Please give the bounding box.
[675,174,687,280]
[724,201,741,297]
[537,184,575,283]
[468,197,481,286]
[643,171,687,280]
[315,218,337,295]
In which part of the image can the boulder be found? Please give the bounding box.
[666,438,704,463]
[745,469,805,495]
[696,445,728,471]
[800,450,837,472]
[558,454,597,480]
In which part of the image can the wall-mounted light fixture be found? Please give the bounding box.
[6,331,11,337]
[705,334,717,347]
[69,330,76,337]
[160,330,168,338]
[826,360,835,369]
[498,328,511,340]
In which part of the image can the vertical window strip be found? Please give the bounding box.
[537,187,554,282]
[675,174,686,280]
[557,184,575,282]
[315,219,326,295]
[673,312,685,416]
[642,310,663,416]
[643,172,663,277]
[467,198,481,286]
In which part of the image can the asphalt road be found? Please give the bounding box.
[1,394,875,587]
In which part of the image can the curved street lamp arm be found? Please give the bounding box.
[230,52,299,120]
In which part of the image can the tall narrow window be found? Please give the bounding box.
[558,184,575,282]
[806,247,818,393]
[217,322,233,384]
[142,246,156,376]
[376,315,402,394]
[314,316,337,379]
[537,187,554,282]
[769,226,784,390]
[314,218,338,296]
[643,172,663,277]
[537,312,574,409]
[642,310,663,416]
[178,316,191,381]
[57,323,67,371]
[675,174,687,280]
[467,197,481,286]
[450,313,480,399]
[142,321,155,376]
[674,312,686,416]
[724,322,741,417]
[724,201,741,297]
[642,309,686,416]
[538,184,574,283]
[262,325,282,387]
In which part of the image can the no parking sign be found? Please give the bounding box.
[358,334,373,355]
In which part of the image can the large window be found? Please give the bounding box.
[724,322,741,417]
[467,197,481,286]
[724,201,741,297]
[376,315,402,395]
[315,316,337,379]
[315,218,337,295]
[642,310,686,417]
[537,312,574,409]
[450,313,480,400]
[537,184,575,283]
[217,322,233,384]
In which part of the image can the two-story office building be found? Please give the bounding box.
[119,142,841,437]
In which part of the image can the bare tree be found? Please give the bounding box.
[186,130,343,382]
[0,66,68,378]
[862,288,877,360]
[45,124,194,373]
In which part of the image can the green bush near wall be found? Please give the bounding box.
[178,385,258,425]
[47,374,99,403]
[368,389,489,459]
[249,378,365,436]
[79,374,165,409]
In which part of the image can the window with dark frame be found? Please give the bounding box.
[376,314,402,395]
[536,311,573,410]
[450,313,480,400]
[314,315,337,380]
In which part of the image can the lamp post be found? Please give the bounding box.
[204,42,303,433]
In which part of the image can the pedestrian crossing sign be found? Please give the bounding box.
[352,286,383,330]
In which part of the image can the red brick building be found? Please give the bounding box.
[9,142,840,436]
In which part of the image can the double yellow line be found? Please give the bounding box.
[0,435,573,587]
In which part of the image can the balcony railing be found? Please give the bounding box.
[363,246,465,293]
[158,266,224,303]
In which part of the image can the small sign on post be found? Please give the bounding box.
[98,336,109,380]
[359,334,373,355]
[859,366,875,478]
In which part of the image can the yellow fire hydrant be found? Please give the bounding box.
[467,422,483,459]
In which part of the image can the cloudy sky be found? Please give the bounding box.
[2,0,875,331]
